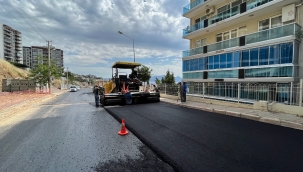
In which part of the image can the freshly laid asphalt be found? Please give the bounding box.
[105,101,303,172]
[0,89,173,172]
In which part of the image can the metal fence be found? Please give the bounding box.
[157,84,180,96]
[158,82,303,106]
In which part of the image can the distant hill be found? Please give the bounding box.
[149,75,182,84]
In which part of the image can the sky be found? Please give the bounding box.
[0,0,189,78]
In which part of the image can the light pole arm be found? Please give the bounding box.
[118,31,135,62]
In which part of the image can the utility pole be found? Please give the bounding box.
[47,40,52,94]
[67,67,69,89]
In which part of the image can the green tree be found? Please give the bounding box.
[161,70,175,84]
[296,28,303,39]
[155,77,161,85]
[138,65,152,84]
[28,56,62,87]
[63,71,75,84]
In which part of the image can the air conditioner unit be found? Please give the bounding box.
[206,6,215,15]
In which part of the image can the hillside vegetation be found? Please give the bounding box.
[0,59,29,91]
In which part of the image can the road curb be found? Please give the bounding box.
[213,109,226,115]
[225,111,241,117]
[259,117,281,125]
[203,108,213,112]
[240,113,260,121]
[280,120,303,130]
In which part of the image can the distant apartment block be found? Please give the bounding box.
[0,23,23,63]
[182,0,303,104]
[22,46,64,69]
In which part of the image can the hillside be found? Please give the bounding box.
[0,59,29,91]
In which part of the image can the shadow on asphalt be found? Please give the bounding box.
[94,145,174,172]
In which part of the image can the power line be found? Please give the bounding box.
[11,0,49,39]
[0,2,36,37]
[3,0,47,40]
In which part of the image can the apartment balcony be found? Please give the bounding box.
[15,37,22,41]
[183,0,297,39]
[183,0,207,16]
[4,39,12,43]
[4,46,13,51]
[4,32,12,37]
[183,23,301,58]
[15,33,21,37]
[15,44,22,48]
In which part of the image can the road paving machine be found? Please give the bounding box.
[99,61,160,106]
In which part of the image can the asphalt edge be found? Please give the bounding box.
[104,106,181,172]
[161,99,303,131]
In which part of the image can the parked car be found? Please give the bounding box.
[70,86,77,92]
[76,86,80,90]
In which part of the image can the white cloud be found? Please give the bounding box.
[0,0,189,78]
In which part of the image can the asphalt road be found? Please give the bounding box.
[105,101,303,172]
[0,88,174,172]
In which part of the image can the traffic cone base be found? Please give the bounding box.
[118,119,129,136]
[118,130,129,135]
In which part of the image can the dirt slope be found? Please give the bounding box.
[0,59,29,91]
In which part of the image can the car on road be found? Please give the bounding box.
[76,86,80,90]
[70,86,77,92]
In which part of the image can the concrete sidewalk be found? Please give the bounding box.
[160,95,303,131]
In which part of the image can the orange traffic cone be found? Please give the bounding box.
[118,119,129,136]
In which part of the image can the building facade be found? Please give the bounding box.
[22,46,64,69]
[0,23,23,63]
[182,0,303,105]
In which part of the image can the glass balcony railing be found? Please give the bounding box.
[183,0,207,14]
[245,23,300,44]
[183,0,273,36]
[182,23,301,57]
[208,37,239,52]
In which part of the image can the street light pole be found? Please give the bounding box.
[118,31,135,62]
[47,40,52,94]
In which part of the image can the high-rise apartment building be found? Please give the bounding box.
[22,46,64,69]
[182,0,303,104]
[0,23,23,63]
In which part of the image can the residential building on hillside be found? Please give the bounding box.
[0,23,23,64]
[22,46,64,69]
[182,0,303,105]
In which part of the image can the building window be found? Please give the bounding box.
[280,42,293,64]
[249,48,259,66]
[231,29,237,38]
[195,40,201,48]
[233,51,241,67]
[223,32,230,40]
[201,38,206,46]
[271,16,282,28]
[226,53,233,68]
[198,58,207,70]
[216,33,222,42]
[217,4,230,14]
[259,15,282,31]
[259,47,269,65]
[238,26,246,36]
[208,56,214,69]
[214,55,220,69]
[219,54,226,68]
[241,50,249,67]
[269,44,280,64]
